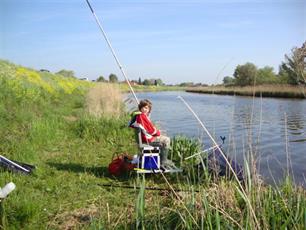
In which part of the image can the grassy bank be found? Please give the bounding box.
[186,85,306,99]
[0,60,137,229]
[119,83,186,93]
[1,60,306,229]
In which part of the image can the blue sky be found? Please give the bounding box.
[1,0,305,84]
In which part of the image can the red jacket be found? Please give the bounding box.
[135,113,160,143]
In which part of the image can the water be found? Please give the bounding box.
[126,91,306,187]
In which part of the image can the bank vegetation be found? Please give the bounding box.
[0,60,305,229]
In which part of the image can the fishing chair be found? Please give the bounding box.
[134,129,182,173]
[134,128,162,173]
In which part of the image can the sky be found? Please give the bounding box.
[1,0,305,84]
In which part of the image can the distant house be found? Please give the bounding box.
[131,80,139,86]
[79,77,89,81]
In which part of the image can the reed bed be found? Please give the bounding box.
[187,85,306,99]
[85,83,123,118]
[129,137,306,230]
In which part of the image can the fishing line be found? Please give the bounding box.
[215,57,234,84]
[85,0,139,105]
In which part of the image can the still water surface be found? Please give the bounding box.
[129,91,306,186]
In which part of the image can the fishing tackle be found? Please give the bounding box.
[0,155,35,175]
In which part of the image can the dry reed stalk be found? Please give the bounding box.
[206,183,241,215]
[85,83,122,118]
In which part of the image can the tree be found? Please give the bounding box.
[280,42,306,85]
[138,77,142,85]
[278,65,291,84]
[222,76,235,85]
[97,75,106,82]
[155,78,163,86]
[141,78,163,86]
[256,66,278,84]
[56,69,75,78]
[233,62,257,86]
[179,82,194,87]
[109,73,118,83]
[142,79,151,86]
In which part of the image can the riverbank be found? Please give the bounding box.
[186,85,306,99]
[120,84,186,92]
[1,60,306,229]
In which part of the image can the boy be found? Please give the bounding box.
[130,99,172,167]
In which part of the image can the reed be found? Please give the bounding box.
[85,83,123,118]
[127,136,306,229]
[187,85,306,99]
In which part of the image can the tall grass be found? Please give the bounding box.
[85,83,123,118]
[136,175,146,229]
[128,136,306,229]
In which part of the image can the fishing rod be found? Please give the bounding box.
[98,183,200,193]
[177,95,260,228]
[178,95,243,183]
[85,0,139,105]
[184,145,219,160]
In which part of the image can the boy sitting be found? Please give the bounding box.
[129,99,173,167]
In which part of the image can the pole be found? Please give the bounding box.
[85,0,139,105]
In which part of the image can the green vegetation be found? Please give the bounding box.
[96,75,106,82]
[281,42,306,85]
[141,78,164,86]
[120,83,186,92]
[222,42,306,87]
[0,60,136,229]
[56,69,76,78]
[108,73,118,83]
[1,60,306,229]
[226,62,281,86]
[188,42,306,99]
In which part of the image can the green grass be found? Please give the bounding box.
[119,83,187,92]
[0,60,306,229]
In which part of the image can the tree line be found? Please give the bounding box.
[223,42,306,86]
[96,75,164,86]
[54,42,305,87]
[54,69,165,86]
